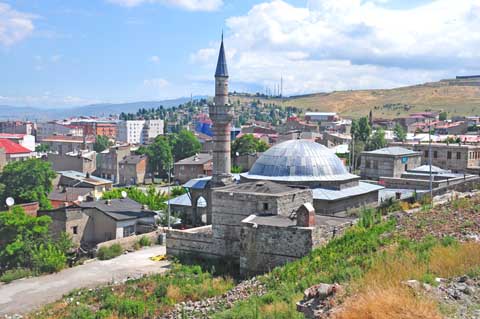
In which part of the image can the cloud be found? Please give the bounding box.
[0,93,101,108]
[143,78,169,89]
[192,0,480,95]
[107,0,223,11]
[0,2,35,46]
[150,55,160,63]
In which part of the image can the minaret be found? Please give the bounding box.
[209,33,233,186]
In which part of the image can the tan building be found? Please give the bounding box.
[42,135,94,154]
[95,145,131,183]
[119,155,148,185]
[174,153,213,184]
[58,171,113,199]
[48,151,97,174]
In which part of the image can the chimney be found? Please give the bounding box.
[105,199,112,205]
[142,204,149,210]
[296,203,316,227]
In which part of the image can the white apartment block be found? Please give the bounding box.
[117,119,164,144]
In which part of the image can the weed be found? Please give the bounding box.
[0,268,33,283]
[97,244,123,260]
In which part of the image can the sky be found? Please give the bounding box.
[1,0,480,108]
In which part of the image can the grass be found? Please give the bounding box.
[0,268,34,283]
[96,244,123,260]
[29,263,234,319]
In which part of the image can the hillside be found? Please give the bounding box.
[232,79,480,119]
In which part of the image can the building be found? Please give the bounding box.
[434,121,468,135]
[58,171,113,199]
[277,117,319,135]
[0,138,35,163]
[174,153,213,184]
[320,132,351,148]
[48,186,93,209]
[118,155,148,185]
[391,142,480,173]
[95,145,131,183]
[48,150,97,174]
[0,133,35,151]
[38,198,157,247]
[117,119,164,144]
[36,122,83,141]
[360,147,422,180]
[72,121,117,140]
[304,112,338,122]
[41,135,95,154]
[0,121,36,136]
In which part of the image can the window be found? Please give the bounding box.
[433,151,437,158]
[373,160,378,169]
[447,151,451,159]
[424,150,428,158]
[263,203,269,211]
[72,226,78,235]
[457,152,461,160]
[365,160,371,169]
[123,225,135,237]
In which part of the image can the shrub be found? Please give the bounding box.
[0,268,33,283]
[97,244,123,260]
[170,186,186,197]
[117,299,145,318]
[32,243,67,273]
[138,236,151,247]
[66,305,95,319]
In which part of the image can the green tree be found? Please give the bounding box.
[146,136,173,177]
[366,129,387,151]
[93,135,112,153]
[35,144,50,153]
[231,134,269,156]
[0,159,56,209]
[351,117,371,142]
[169,130,201,161]
[393,123,407,142]
[439,111,447,121]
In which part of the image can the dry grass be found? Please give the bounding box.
[335,242,480,319]
[334,286,442,319]
[166,284,184,303]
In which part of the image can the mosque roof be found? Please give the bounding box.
[241,139,357,182]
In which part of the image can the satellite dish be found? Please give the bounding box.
[77,195,84,202]
[121,191,127,199]
[5,197,14,207]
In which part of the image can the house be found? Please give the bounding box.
[118,155,148,185]
[41,135,95,154]
[38,198,157,247]
[0,133,35,151]
[58,171,113,199]
[360,146,422,180]
[434,121,468,135]
[0,138,35,163]
[95,145,131,183]
[48,186,93,209]
[0,121,36,136]
[174,153,213,184]
[48,150,97,174]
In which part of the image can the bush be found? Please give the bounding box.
[66,305,95,319]
[32,243,67,273]
[0,268,33,283]
[138,236,151,247]
[117,299,145,318]
[97,244,123,260]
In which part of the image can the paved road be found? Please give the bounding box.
[0,245,170,315]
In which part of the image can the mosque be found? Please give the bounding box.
[166,35,381,275]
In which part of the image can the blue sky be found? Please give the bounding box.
[1,0,479,108]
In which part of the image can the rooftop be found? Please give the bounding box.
[363,146,419,156]
[175,153,212,165]
[58,171,112,185]
[80,198,155,221]
[0,138,32,154]
[312,181,384,201]
[242,214,353,228]
[48,187,92,202]
[217,180,306,196]
[120,155,147,165]
[42,135,95,143]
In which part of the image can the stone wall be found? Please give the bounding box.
[360,153,421,180]
[96,229,163,251]
[313,190,379,215]
[166,226,223,260]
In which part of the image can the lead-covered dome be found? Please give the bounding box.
[241,139,356,182]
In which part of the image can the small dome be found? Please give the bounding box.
[242,139,355,182]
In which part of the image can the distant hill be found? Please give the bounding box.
[0,97,196,121]
[231,78,480,119]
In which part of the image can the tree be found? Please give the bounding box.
[35,144,50,153]
[351,117,371,142]
[393,123,407,142]
[169,130,201,161]
[231,134,269,156]
[366,129,387,151]
[439,111,448,121]
[93,135,112,153]
[146,136,173,177]
[0,159,56,210]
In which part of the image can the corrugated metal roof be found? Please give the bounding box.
[312,182,383,201]
[364,146,419,156]
[166,193,207,207]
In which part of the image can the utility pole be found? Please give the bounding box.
[428,118,433,200]
[167,162,171,229]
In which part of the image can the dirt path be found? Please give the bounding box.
[0,245,170,316]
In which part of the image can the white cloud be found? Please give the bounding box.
[143,78,169,89]
[0,2,35,46]
[107,0,223,11]
[192,0,480,95]
[150,55,160,63]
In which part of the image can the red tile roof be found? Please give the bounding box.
[0,133,26,139]
[0,139,31,154]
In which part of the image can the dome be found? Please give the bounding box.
[242,139,356,182]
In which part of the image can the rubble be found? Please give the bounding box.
[296,283,341,319]
[159,277,267,319]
